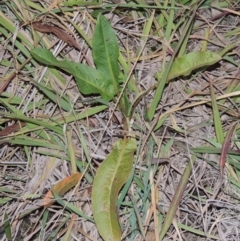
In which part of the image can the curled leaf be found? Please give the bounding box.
[32,22,81,50]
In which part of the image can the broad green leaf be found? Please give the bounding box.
[31,48,115,100]
[92,14,120,93]
[156,51,221,82]
[92,138,136,241]
[146,9,198,121]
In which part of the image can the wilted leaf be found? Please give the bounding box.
[43,172,82,207]
[92,138,136,241]
[219,123,238,178]
[32,22,81,50]
[0,122,25,137]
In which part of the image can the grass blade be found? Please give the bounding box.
[159,155,196,241]
[219,123,238,178]
[4,213,12,241]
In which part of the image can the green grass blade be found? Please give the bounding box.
[159,155,196,240]
[53,190,93,222]
[4,213,12,241]
[210,81,224,143]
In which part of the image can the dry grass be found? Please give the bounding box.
[0,0,240,240]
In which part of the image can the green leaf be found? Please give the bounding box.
[210,81,224,144]
[31,80,71,111]
[0,136,61,150]
[92,14,120,93]
[0,187,18,194]
[4,212,12,241]
[61,0,99,6]
[52,190,93,222]
[92,138,136,241]
[156,51,221,82]
[31,48,115,100]
[0,109,63,135]
[0,198,12,206]
[146,9,198,121]
[177,222,219,239]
